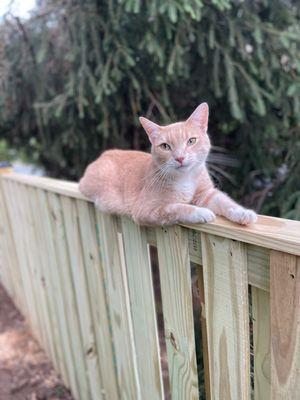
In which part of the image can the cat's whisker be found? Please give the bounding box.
[143,172,166,192]
[140,163,168,185]
[143,168,170,193]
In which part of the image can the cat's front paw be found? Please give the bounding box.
[189,207,216,224]
[227,207,257,225]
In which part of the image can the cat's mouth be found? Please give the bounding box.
[176,164,188,170]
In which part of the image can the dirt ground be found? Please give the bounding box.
[0,283,73,400]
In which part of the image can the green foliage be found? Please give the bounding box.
[0,140,16,163]
[0,0,299,218]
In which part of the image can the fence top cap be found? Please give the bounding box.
[1,171,300,256]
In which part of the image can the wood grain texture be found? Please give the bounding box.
[2,172,88,201]
[0,177,20,304]
[185,230,270,292]
[2,180,40,337]
[184,215,300,256]
[96,211,140,400]
[252,287,271,400]
[17,183,49,348]
[156,225,199,399]
[76,199,120,400]
[201,233,250,400]
[195,265,211,400]
[187,229,202,265]
[46,192,96,399]
[32,189,61,372]
[35,188,69,380]
[36,189,91,400]
[270,251,300,399]
[2,173,300,256]
[248,245,270,292]
[42,191,81,392]
[60,195,104,400]
[53,196,92,400]
[21,186,57,366]
[3,173,300,400]
[121,216,164,400]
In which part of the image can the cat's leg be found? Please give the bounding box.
[194,189,257,225]
[133,203,215,226]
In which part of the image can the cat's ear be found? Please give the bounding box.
[139,117,161,143]
[186,102,209,133]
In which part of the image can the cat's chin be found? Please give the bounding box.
[172,165,195,177]
[174,163,200,173]
[175,165,189,170]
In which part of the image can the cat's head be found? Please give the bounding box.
[139,103,210,173]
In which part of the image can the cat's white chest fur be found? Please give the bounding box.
[174,175,197,202]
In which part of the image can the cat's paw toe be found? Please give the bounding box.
[192,208,216,224]
[228,208,257,225]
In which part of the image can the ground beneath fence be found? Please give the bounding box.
[0,283,73,400]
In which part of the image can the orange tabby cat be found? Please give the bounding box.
[79,103,257,226]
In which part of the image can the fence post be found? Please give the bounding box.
[270,250,300,398]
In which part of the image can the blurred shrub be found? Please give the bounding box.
[0,0,299,217]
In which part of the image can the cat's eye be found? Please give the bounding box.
[187,137,197,146]
[159,143,171,151]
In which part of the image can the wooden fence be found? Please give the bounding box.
[0,172,299,400]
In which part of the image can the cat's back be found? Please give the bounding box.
[100,149,151,164]
[79,149,151,199]
[97,149,151,176]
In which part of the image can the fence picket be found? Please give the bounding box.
[21,186,57,366]
[31,188,60,371]
[96,211,141,400]
[195,265,211,399]
[35,188,69,381]
[156,225,199,399]
[121,216,164,400]
[44,192,91,399]
[36,189,90,400]
[0,179,19,303]
[75,199,120,400]
[252,287,270,399]
[60,195,103,400]
[2,180,40,335]
[201,233,250,399]
[15,183,48,346]
[36,190,71,386]
[270,251,300,398]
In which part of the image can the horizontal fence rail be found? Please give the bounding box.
[0,171,299,400]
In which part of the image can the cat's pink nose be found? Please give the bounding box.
[176,157,185,164]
